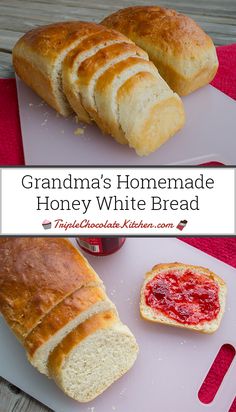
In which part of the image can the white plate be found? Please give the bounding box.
[0,238,235,412]
[16,78,236,165]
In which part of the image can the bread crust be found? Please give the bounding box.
[13,21,105,115]
[48,310,117,377]
[24,286,109,357]
[13,21,103,65]
[78,42,148,132]
[62,29,133,124]
[140,262,227,333]
[13,56,60,111]
[101,6,219,95]
[0,238,101,340]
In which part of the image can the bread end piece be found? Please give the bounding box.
[117,72,185,156]
[140,262,227,333]
[48,310,138,402]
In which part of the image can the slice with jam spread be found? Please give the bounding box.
[140,263,227,333]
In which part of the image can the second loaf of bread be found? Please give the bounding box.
[13,21,185,156]
[101,6,219,96]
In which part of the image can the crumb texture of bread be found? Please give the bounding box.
[101,6,219,95]
[62,27,132,123]
[0,237,102,340]
[140,262,227,333]
[117,71,185,155]
[48,310,139,402]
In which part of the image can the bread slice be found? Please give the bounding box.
[94,56,158,144]
[117,72,185,156]
[24,286,115,375]
[13,21,105,116]
[48,310,138,402]
[0,238,102,340]
[62,28,132,123]
[140,262,227,333]
[101,6,219,95]
[77,42,148,141]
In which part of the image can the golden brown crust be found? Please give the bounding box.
[13,21,104,63]
[24,286,107,357]
[0,238,101,339]
[13,55,61,112]
[102,7,212,57]
[101,6,219,95]
[78,42,146,86]
[12,21,106,115]
[77,42,147,124]
[48,310,117,377]
[61,28,131,121]
[63,28,130,71]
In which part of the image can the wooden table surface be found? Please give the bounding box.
[0,0,236,411]
[1,0,236,78]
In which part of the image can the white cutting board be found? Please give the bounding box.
[16,78,236,166]
[0,238,235,412]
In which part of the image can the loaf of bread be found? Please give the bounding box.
[13,21,185,156]
[48,310,138,402]
[0,237,101,340]
[140,262,226,333]
[0,237,138,402]
[101,6,219,96]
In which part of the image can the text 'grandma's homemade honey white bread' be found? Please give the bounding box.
[0,238,138,402]
[13,21,185,156]
[101,6,219,96]
[140,263,226,333]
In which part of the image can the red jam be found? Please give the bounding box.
[145,270,220,325]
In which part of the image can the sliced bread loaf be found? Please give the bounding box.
[75,42,148,141]
[140,262,227,333]
[13,21,185,155]
[24,286,115,375]
[63,30,184,154]
[94,56,157,143]
[62,28,132,123]
[48,310,138,402]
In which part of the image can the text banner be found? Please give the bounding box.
[0,167,235,236]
